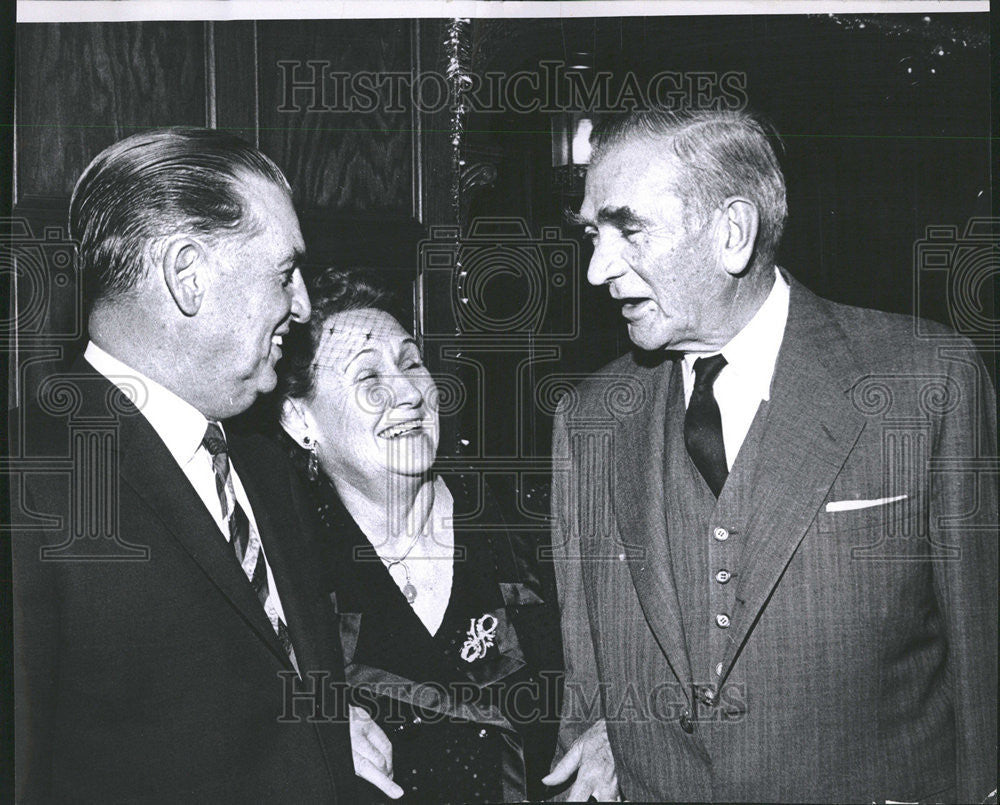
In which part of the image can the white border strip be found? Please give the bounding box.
[17,1,991,24]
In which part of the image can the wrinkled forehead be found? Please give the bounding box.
[313,308,411,369]
[581,136,685,219]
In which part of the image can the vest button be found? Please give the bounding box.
[715,613,731,629]
[713,527,729,541]
[679,710,694,734]
[715,569,731,584]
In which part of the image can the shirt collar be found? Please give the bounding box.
[84,341,213,468]
[682,266,790,402]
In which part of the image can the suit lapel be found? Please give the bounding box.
[717,276,866,681]
[230,441,316,674]
[94,364,290,665]
[231,435,356,794]
[615,357,695,693]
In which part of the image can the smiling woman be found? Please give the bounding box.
[274,268,562,804]
[297,305,438,495]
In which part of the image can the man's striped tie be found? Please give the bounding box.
[202,422,299,674]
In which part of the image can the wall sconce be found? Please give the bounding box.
[551,112,592,195]
[551,51,595,195]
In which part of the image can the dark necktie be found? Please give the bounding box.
[202,422,299,673]
[684,354,729,497]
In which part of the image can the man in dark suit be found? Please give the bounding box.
[11,128,357,801]
[544,110,997,802]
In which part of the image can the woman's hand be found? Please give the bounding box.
[542,719,620,801]
[350,704,403,799]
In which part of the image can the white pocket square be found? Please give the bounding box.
[825,494,907,513]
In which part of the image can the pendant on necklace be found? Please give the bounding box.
[384,553,419,605]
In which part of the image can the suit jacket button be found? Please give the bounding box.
[679,710,694,734]
[715,613,731,628]
[713,527,729,541]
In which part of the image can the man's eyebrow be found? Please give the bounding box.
[565,206,651,230]
[597,206,650,230]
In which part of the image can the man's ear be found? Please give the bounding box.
[716,197,759,277]
[161,237,207,316]
[280,397,319,448]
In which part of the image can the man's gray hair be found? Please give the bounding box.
[591,109,788,273]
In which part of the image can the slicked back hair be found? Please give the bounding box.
[69,127,291,307]
[590,109,788,273]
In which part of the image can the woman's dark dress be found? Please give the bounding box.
[309,475,562,804]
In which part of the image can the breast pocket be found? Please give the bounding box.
[814,490,917,537]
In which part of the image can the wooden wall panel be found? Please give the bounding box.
[256,20,414,214]
[416,18,455,229]
[15,23,207,201]
[212,20,258,143]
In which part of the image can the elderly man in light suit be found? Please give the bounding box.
[544,109,996,803]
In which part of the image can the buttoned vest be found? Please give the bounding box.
[662,363,773,695]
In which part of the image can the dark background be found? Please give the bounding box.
[8,14,992,443]
[7,8,993,592]
[1,13,994,802]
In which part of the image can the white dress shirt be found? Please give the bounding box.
[681,268,790,470]
[84,341,291,631]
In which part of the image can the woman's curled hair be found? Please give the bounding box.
[278,266,406,401]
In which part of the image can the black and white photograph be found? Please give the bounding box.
[1,1,996,802]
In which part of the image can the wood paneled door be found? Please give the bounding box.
[11,20,441,407]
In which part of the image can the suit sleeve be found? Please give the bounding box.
[928,347,997,803]
[11,477,60,803]
[550,401,606,767]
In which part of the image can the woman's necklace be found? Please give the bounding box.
[379,481,438,604]
[380,531,421,604]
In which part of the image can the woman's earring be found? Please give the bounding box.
[303,434,319,481]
